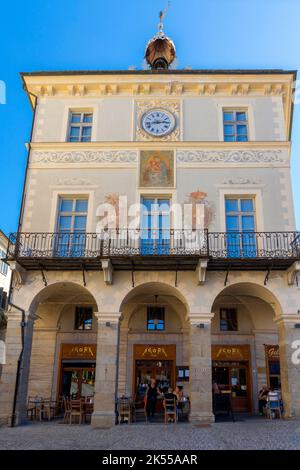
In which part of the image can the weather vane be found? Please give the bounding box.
[158,0,171,32]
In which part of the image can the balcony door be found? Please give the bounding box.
[140,197,170,255]
[225,198,256,258]
[56,198,88,257]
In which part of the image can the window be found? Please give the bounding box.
[225,197,256,257]
[68,112,93,142]
[147,306,165,331]
[0,250,8,276]
[223,110,248,142]
[56,198,88,256]
[75,307,93,330]
[141,197,171,255]
[220,308,238,331]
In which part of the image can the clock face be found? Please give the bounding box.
[141,109,176,137]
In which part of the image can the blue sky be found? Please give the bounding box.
[0,0,299,235]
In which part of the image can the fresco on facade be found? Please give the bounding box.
[140,150,174,188]
[185,190,214,228]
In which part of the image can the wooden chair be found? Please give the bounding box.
[39,398,55,421]
[27,397,37,420]
[63,397,71,424]
[164,398,177,424]
[117,397,132,424]
[133,395,147,423]
[69,399,84,424]
[265,391,282,419]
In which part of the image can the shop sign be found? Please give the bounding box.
[134,344,176,360]
[212,345,250,361]
[265,345,280,360]
[61,343,97,359]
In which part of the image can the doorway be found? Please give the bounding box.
[135,359,174,397]
[212,361,251,412]
[60,362,96,398]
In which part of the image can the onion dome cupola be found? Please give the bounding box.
[145,9,176,70]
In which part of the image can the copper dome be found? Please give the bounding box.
[145,29,176,70]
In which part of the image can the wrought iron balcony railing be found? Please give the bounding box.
[6,230,300,271]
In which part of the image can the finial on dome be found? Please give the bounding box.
[145,2,176,70]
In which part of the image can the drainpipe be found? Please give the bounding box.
[7,78,38,427]
[9,299,26,427]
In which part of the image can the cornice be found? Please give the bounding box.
[29,141,291,151]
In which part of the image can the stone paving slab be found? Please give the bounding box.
[0,419,300,450]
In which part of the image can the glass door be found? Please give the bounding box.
[61,365,95,398]
[212,361,251,412]
[225,198,256,258]
[140,197,170,255]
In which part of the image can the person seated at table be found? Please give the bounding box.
[163,387,177,422]
[258,385,269,415]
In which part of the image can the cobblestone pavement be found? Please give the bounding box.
[0,418,300,450]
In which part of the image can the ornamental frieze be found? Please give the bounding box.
[176,149,286,164]
[31,150,138,164]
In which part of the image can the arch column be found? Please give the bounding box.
[275,315,300,418]
[189,313,215,425]
[0,309,36,426]
[91,312,121,428]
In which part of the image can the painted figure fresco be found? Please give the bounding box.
[140,150,174,187]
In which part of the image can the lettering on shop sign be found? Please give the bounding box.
[265,345,280,360]
[212,345,250,361]
[61,343,97,359]
[142,346,168,358]
[216,347,243,360]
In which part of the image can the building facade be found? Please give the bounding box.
[0,230,11,380]
[1,24,300,427]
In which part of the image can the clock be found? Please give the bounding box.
[141,109,176,137]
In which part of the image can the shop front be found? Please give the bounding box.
[58,343,97,399]
[133,344,176,405]
[212,345,252,413]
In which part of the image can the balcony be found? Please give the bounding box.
[6,230,300,272]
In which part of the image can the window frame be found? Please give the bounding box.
[56,197,89,234]
[219,308,238,332]
[225,196,256,233]
[68,111,93,142]
[0,249,8,276]
[74,306,93,330]
[223,109,249,142]
[147,305,165,331]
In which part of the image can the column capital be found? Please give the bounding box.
[188,313,214,326]
[94,312,121,324]
[274,314,300,326]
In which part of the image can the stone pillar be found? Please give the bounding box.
[91,312,120,428]
[0,309,35,426]
[117,327,129,396]
[276,315,300,418]
[189,314,215,425]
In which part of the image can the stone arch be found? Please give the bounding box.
[210,281,283,320]
[118,281,191,321]
[28,281,100,316]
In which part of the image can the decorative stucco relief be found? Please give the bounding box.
[31,151,138,164]
[55,178,94,186]
[135,100,180,141]
[221,177,262,185]
[176,149,286,164]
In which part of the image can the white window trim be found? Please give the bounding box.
[216,100,256,142]
[60,104,98,142]
[49,190,94,233]
[219,188,264,233]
